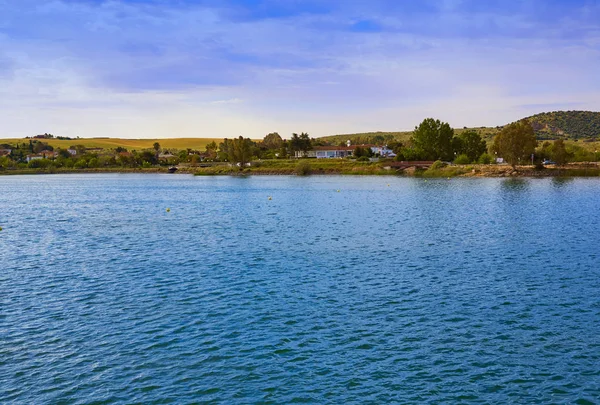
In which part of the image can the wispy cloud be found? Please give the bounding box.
[0,0,599,138]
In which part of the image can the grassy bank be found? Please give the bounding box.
[193,159,392,176]
[2,160,599,177]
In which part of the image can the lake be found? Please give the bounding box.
[1,174,599,404]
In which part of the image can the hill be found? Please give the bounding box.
[523,111,600,140]
[320,111,600,145]
[319,127,500,146]
[0,137,223,151]
[318,131,413,145]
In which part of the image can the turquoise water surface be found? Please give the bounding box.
[1,174,599,403]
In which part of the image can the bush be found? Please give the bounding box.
[357,156,370,162]
[454,154,471,164]
[429,160,447,170]
[73,159,87,169]
[478,153,493,164]
[28,159,52,169]
[295,160,312,176]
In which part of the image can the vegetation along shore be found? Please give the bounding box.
[1,111,600,178]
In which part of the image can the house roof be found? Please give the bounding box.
[313,146,355,151]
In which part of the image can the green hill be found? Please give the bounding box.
[319,111,600,145]
[523,111,600,140]
[318,131,412,145]
[319,127,500,146]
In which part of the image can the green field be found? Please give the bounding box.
[0,137,225,151]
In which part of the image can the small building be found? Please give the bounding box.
[370,145,396,158]
[0,149,11,156]
[40,150,57,159]
[295,146,356,159]
[67,149,77,156]
[26,154,43,163]
[158,152,176,161]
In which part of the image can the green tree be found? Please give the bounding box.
[491,121,537,168]
[222,136,254,168]
[550,139,571,166]
[136,150,157,165]
[263,132,283,150]
[289,132,312,157]
[205,141,218,160]
[456,130,487,162]
[411,118,455,161]
[153,142,161,152]
[454,154,471,164]
[57,149,72,159]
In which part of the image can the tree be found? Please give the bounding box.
[491,120,537,168]
[354,146,373,158]
[221,136,254,168]
[205,141,218,160]
[289,132,312,157]
[550,139,571,166]
[153,142,161,159]
[456,130,487,163]
[411,118,454,161]
[136,150,158,165]
[263,132,283,150]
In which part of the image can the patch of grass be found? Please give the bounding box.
[1,137,227,151]
[295,160,312,176]
[420,166,469,177]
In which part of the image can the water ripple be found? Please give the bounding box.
[1,175,600,403]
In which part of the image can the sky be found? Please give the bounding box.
[0,0,599,139]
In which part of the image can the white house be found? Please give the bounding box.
[295,146,356,159]
[26,154,43,162]
[370,145,396,158]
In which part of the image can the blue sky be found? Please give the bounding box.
[0,0,599,138]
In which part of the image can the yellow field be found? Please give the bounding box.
[0,137,225,151]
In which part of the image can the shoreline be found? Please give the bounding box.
[1,163,600,178]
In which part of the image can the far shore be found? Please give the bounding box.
[1,162,599,178]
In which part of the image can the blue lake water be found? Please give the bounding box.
[1,174,600,404]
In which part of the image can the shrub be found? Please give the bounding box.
[28,159,52,169]
[357,156,370,162]
[295,160,312,176]
[73,159,87,169]
[429,160,447,170]
[88,158,99,168]
[454,154,471,164]
[478,153,493,164]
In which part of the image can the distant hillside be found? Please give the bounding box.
[318,131,412,145]
[319,127,499,145]
[523,111,600,140]
[0,137,223,151]
[320,111,600,145]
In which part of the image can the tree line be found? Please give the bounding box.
[2,118,599,171]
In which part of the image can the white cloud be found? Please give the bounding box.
[0,0,599,138]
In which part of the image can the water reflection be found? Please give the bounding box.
[500,178,529,191]
[551,177,574,188]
